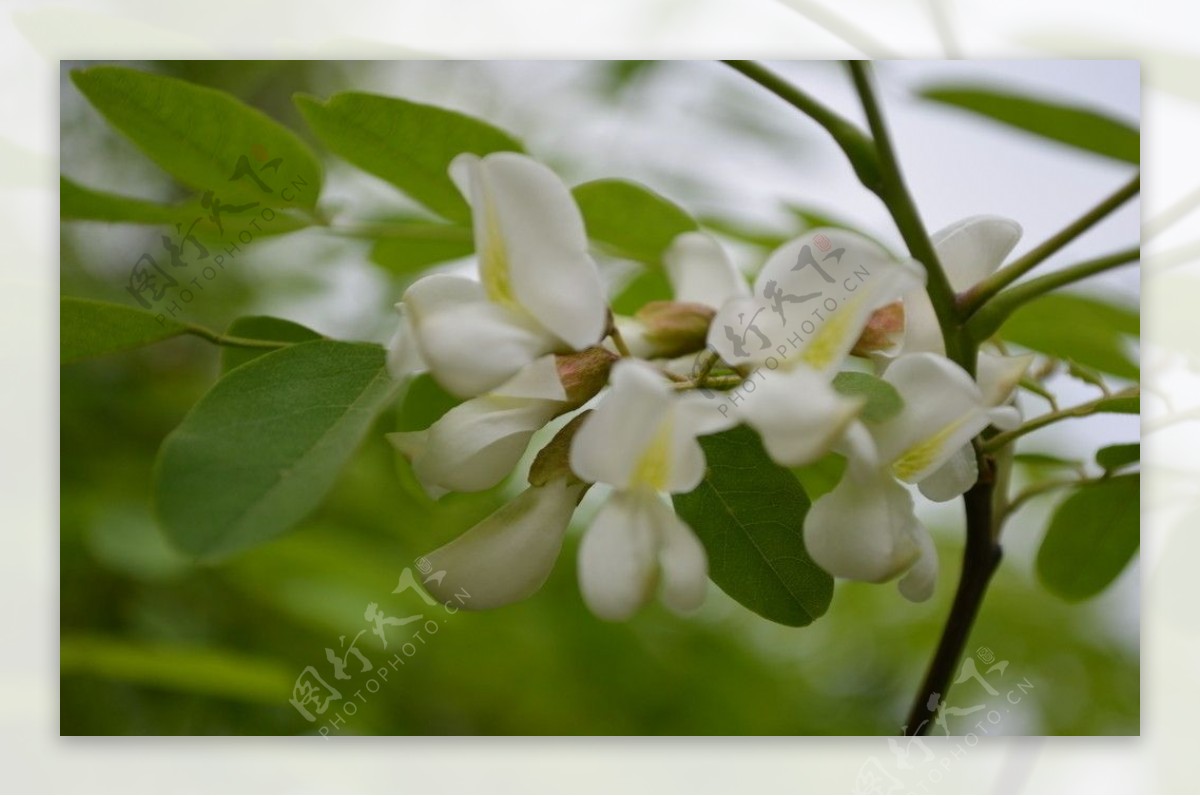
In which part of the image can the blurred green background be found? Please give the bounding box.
[59,60,1138,735]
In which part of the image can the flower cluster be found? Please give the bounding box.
[389,151,1033,620]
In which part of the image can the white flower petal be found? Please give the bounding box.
[451,152,607,350]
[976,351,1035,407]
[932,215,1023,293]
[988,405,1022,430]
[739,366,865,467]
[896,288,943,357]
[570,360,670,490]
[658,392,737,494]
[898,523,939,603]
[578,489,660,621]
[404,274,558,398]
[918,443,978,502]
[386,303,426,380]
[421,480,584,610]
[654,501,709,614]
[707,295,783,368]
[391,362,565,496]
[755,228,905,300]
[804,468,921,583]
[664,231,749,309]
[490,354,568,402]
[873,353,991,484]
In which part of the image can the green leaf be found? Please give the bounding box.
[219,316,322,374]
[611,267,673,316]
[369,224,474,275]
[1036,473,1139,602]
[999,293,1139,380]
[71,66,322,208]
[1094,394,1140,415]
[61,296,188,363]
[1014,452,1083,475]
[673,426,833,627]
[919,83,1140,164]
[60,175,181,224]
[396,373,462,431]
[1096,443,1139,472]
[295,92,523,223]
[60,635,294,703]
[155,340,397,559]
[573,179,697,265]
[832,371,903,423]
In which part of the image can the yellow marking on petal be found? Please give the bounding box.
[798,291,869,371]
[479,200,517,308]
[891,418,966,482]
[632,414,674,492]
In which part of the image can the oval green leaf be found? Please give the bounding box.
[919,83,1140,164]
[71,66,323,208]
[295,91,523,223]
[155,340,397,559]
[1036,473,1139,602]
[1096,443,1139,472]
[673,425,833,627]
[832,371,903,423]
[61,296,187,363]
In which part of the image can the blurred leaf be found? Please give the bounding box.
[396,373,462,431]
[1096,443,1139,472]
[60,635,294,703]
[61,296,187,363]
[60,175,180,223]
[832,371,903,423]
[1014,452,1083,475]
[999,293,1138,380]
[295,92,523,223]
[674,426,833,627]
[84,503,191,582]
[1036,473,1139,602]
[71,66,322,208]
[1095,394,1140,414]
[611,267,673,316]
[369,224,473,275]
[792,452,847,501]
[220,316,322,374]
[785,203,860,232]
[573,179,697,265]
[700,215,789,250]
[155,340,397,559]
[919,84,1139,164]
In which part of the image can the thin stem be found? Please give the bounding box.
[607,323,633,358]
[998,476,1102,528]
[960,173,1141,316]
[184,326,298,350]
[982,387,1140,453]
[905,451,1001,735]
[847,61,966,369]
[966,247,1140,341]
[721,61,882,190]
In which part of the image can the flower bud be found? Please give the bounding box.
[626,301,716,359]
[851,300,905,357]
[556,346,618,408]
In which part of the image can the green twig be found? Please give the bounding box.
[847,61,966,369]
[960,173,1140,316]
[982,387,1140,453]
[966,247,1140,341]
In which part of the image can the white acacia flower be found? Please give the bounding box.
[569,360,734,620]
[401,152,608,398]
[419,478,586,610]
[702,229,925,467]
[388,355,573,498]
[804,353,995,602]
